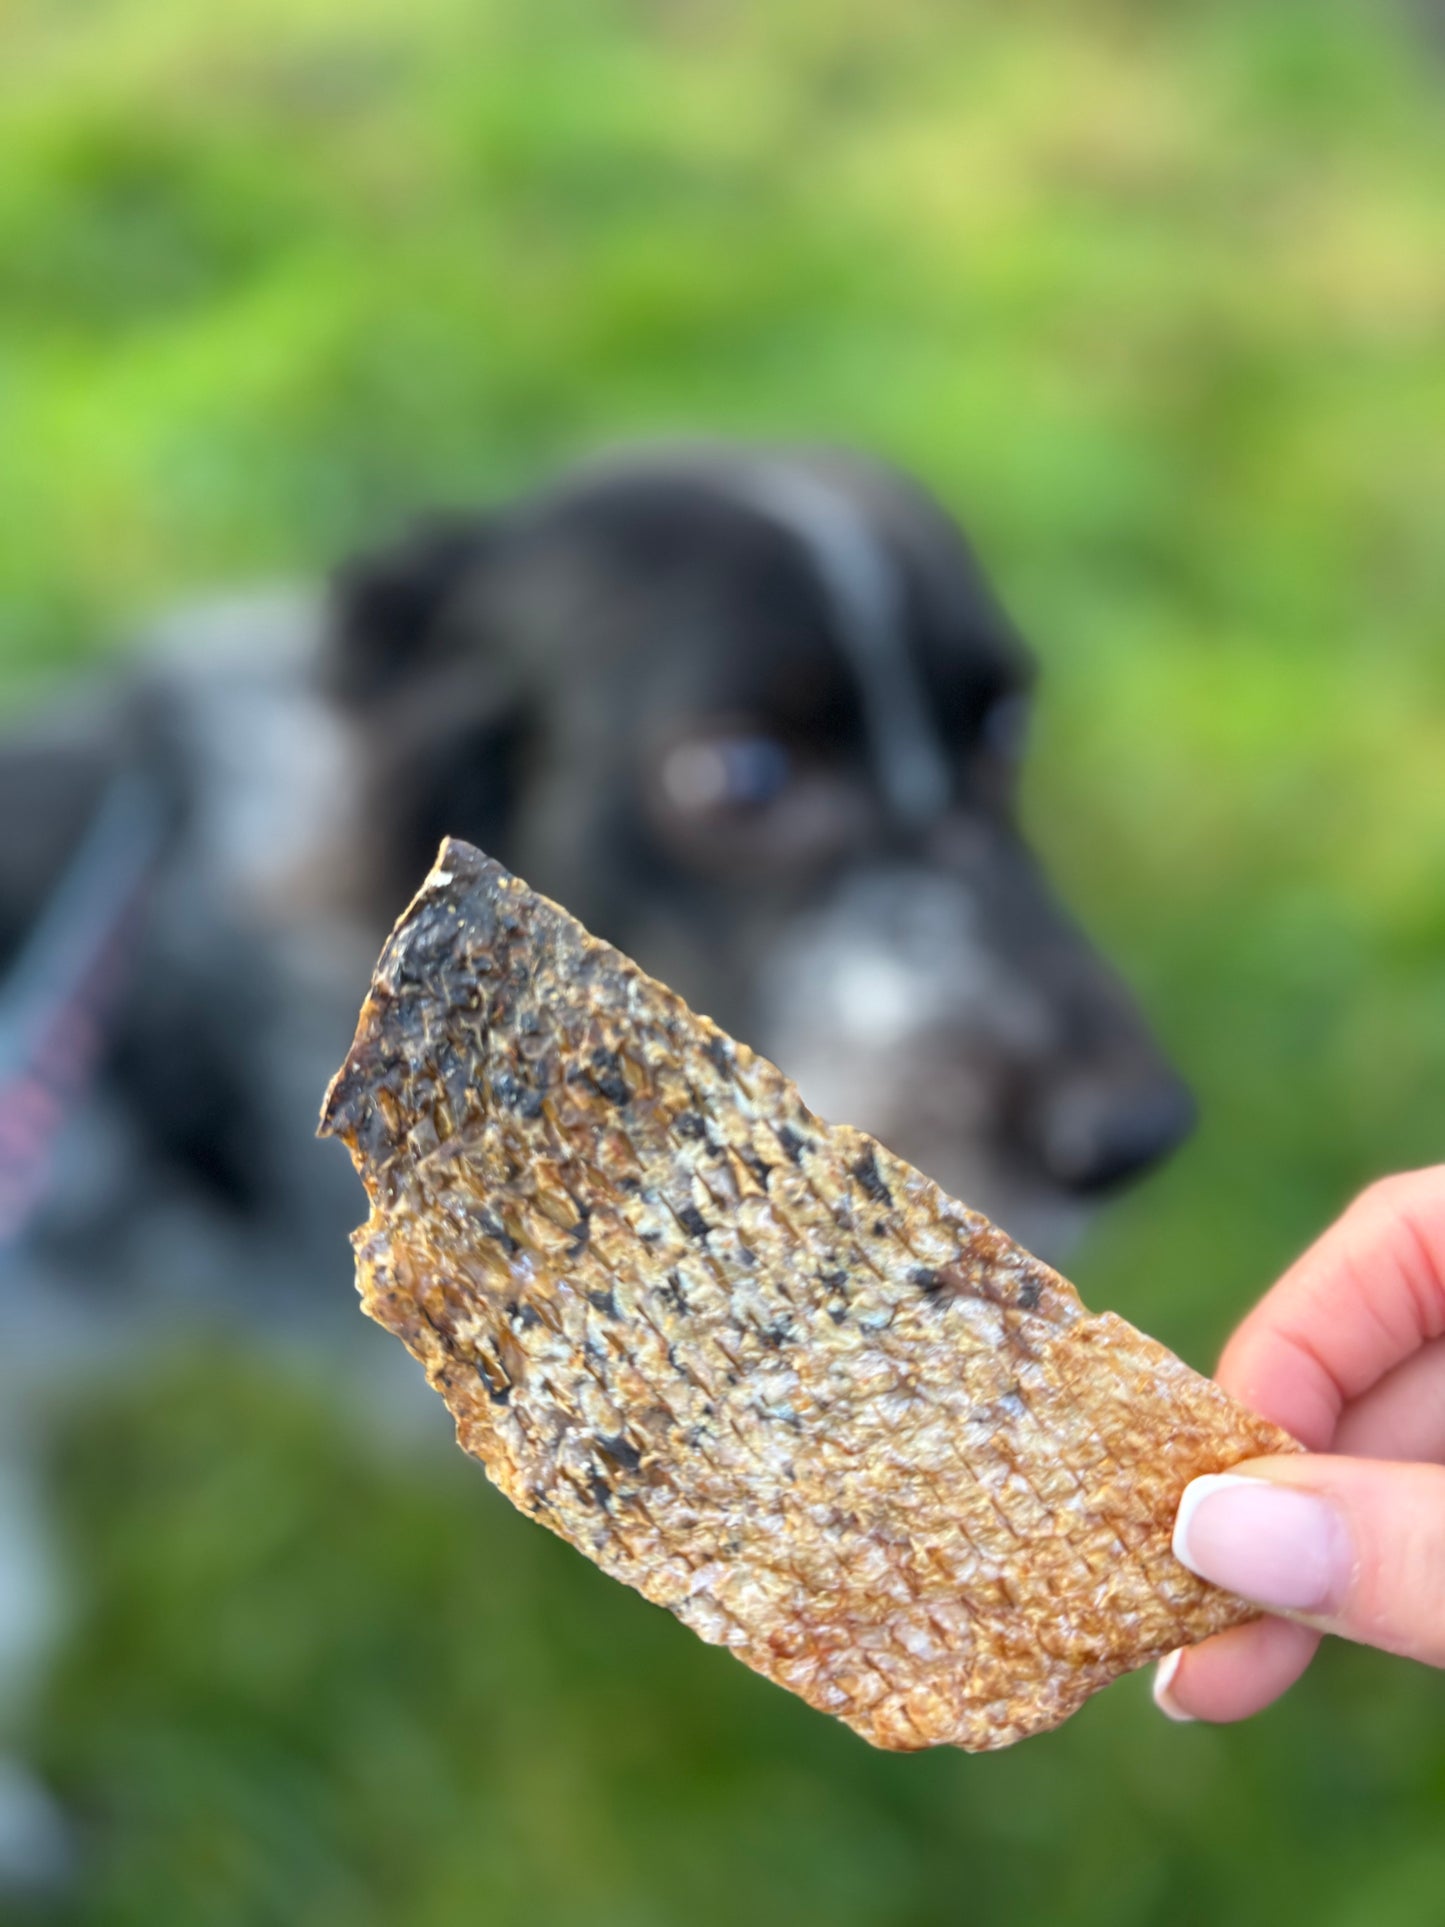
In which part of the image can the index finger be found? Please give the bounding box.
[1217,1167,1445,1450]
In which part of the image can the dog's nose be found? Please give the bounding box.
[1036,1077,1197,1197]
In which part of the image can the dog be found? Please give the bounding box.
[0,442,1194,1884]
[323,444,1195,1236]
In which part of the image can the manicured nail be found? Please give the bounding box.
[1173,1474,1351,1615]
[1152,1648,1194,1722]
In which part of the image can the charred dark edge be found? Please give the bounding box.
[318,838,513,1142]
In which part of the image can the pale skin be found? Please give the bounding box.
[1156,1165,1445,1722]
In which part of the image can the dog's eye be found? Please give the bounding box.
[980,693,1030,764]
[646,727,865,878]
[659,735,793,817]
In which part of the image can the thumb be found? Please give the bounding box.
[1172,1455,1445,1668]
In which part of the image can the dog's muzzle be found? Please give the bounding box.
[754,863,1194,1255]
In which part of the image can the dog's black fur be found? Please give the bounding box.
[3,444,1195,1309]
[0,443,1194,1881]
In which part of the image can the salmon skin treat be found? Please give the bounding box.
[320,840,1299,1751]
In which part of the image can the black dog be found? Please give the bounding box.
[0,442,1192,1882]
[4,443,1193,1310]
[327,443,1194,1244]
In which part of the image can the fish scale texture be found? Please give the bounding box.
[320,839,1299,1751]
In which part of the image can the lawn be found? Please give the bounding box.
[3,1,1444,1921]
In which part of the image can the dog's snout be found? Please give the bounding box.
[1037,1077,1197,1197]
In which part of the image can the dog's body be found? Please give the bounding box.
[0,444,1193,1884]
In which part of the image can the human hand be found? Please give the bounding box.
[1154,1166,1445,1723]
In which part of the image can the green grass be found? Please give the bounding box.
[4,0,1444,1920]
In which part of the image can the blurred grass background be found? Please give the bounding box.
[3,0,1444,1920]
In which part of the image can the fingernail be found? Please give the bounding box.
[1152,1648,1194,1722]
[1173,1473,1351,1615]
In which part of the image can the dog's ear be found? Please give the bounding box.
[386,699,533,886]
[330,515,537,905]
[325,515,497,706]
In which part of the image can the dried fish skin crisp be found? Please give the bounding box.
[320,839,1299,1752]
